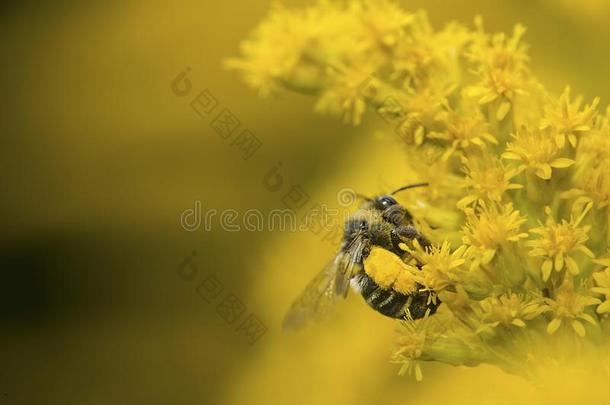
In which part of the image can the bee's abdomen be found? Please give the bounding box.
[362,278,408,318]
[353,272,439,319]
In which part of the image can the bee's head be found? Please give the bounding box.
[372,195,398,211]
[356,183,427,207]
[356,183,428,224]
[356,194,399,211]
[373,195,412,224]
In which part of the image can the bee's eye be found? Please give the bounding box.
[376,196,397,208]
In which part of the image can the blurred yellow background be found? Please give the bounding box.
[2,1,610,404]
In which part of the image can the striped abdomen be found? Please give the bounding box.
[351,272,440,319]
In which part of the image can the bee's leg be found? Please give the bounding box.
[405,289,441,319]
[392,224,431,249]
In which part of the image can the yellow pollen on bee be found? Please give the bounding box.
[363,247,417,294]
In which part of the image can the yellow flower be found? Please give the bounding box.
[225,3,327,96]
[582,162,610,208]
[390,11,437,86]
[458,154,523,208]
[469,21,529,77]
[544,280,600,337]
[393,86,450,145]
[462,202,528,268]
[502,125,575,180]
[527,205,594,281]
[400,240,467,293]
[392,311,466,381]
[428,108,497,160]
[540,86,600,148]
[578,118,610,162]
[355,0,415,50]
[392,315,431,381]
[474,293,545,333]
[233,1,610,380]
[592,259,610,314]
[574,131,610,207]
[464,21,529,118]
[314,64,375,125]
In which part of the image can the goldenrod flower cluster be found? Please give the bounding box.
[230,0,610,381]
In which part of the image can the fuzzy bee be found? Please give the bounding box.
[283,183,440,330]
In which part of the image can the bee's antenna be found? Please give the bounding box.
[355,192,372,202]
[390,182,429,195]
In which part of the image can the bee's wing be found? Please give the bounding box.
[282,258,341,331]
[334,230,367,297]
[282,231,367,331]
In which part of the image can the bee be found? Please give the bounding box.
[283,183,439,330]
